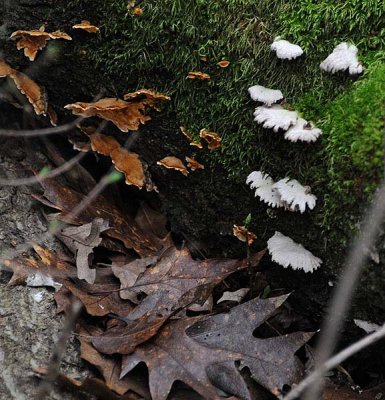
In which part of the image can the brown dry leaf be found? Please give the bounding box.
[72,20,100,33]
[4,244,76,286]
[233,225,257,245]
[65,98,151,132]
[32,366,142,400]
[91,247,265,355]
[64,279,134,317]
[134,202,168,245]
[57,218,109,284]
[79,326,148,396]
[199,129,222,150]
[185,295,313,398]
[186,156,204,171]
[34,177,160,256]
[112,256,158,301]
[187,71,211,80]
[10,28,72,61]
[157,156,189,176]
[217,60,230,68]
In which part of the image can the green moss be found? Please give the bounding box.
[70,0,385,259]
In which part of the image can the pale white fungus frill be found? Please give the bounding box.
[273,177,317,213]
[271,37,303,60]
[353,319,381,333]
[320,42,363,75]
[284,118,322,143]
[267,231,322,273]
[254,105,298,132]
[248,85,283,106]
[246,171,282,208]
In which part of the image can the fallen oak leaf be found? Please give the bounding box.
[91,247,265,354]
[157,156,189,176]
[187,295,313,397]
[57,218,109,284]
[121,317,242,400]
[33,176,159,256]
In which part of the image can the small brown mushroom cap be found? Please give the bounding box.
[186,156,204,171]
[157,156,189,176]
[187,71,211,80]
[72,21,100,33]
[199,129,222,150]
[233,225,257,245]
[217,60,230,68]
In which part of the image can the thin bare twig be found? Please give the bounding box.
[300,182,385,400]
[0,151,85,186]
[283,323,385,400]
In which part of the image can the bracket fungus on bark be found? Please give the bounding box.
[199,129,222,150]
[233,225,257,245]
[254,105,298,132]
[217,60,230,68]
[10,26,72,61]
[273,178,317,213]
[267,231,322,273]
[320,42,363,75]
[0,59,48,117]
[271,38,303,60]
[246,171,282,208]
[72,20,100,33]
[248,85,284,107]
[187,71,211,80]
[284,118,322,143]
[186,156,204,171]
[157,156,189,176]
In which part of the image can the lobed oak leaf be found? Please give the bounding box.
[91,247,265,355]
[187,295,313,397]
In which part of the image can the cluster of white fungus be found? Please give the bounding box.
[271,37,303,60]
[267,232,322,273]
[320,42,363,75]
[244,39,363,273]
[246,171,317,214]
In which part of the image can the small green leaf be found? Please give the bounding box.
[107,170,123,183]
[38,166,51,177]
[48,219,60,232]
[244,213,252,227]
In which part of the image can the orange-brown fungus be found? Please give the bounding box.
[65,98,151,132]
[187,71,211,80]
[0,59,47,116]
[157,156,189,176]
[10,27,72,61]
[233,225,257,245]
[123,89,170,111]
[217,60,230,68]
[72,21,100,33]
[186,157,204,171]
[80,128,145,188]
[199,129,222,150]
[180,126,193,141]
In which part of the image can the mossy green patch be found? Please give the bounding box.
[71,0,385,260]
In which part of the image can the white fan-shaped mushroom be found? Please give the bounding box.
[248,85,283,106]
[271,37,303,60]
[284,118,322,143]
[353,319,381,333]
[246,171,282,208]
[273,177,317,213]
[267,231,322,273]
[254,105,298,132]
[320,42,363,75]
